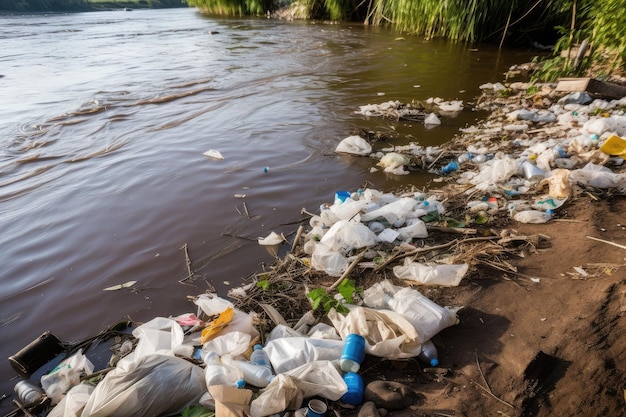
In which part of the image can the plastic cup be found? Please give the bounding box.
[307,399,327,417]
[522,161,545,180]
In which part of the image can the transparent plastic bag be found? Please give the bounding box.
[264,337,343,374]
[393,259,469,286]
[41,349,94,405]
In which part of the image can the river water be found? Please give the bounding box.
[0,7,535,395]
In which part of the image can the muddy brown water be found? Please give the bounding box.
[0,7,538,396]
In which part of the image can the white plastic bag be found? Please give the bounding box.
[283,360,347,400]
[335,136,372,156]
[569,162,626,191]
[310,242,349,277]
[360,197,417,224]
[131,317,184,359]
[201,331,252,359]
[377,152,410,169]
[320,220,378,254]
[264,337,343,374]
[41,350,94,405]
[327,306,422,359]
[80,354,205,417]
[46,383,95,417]
[249,374,303,417]
[393,259,469,286]
[363,281,461,344]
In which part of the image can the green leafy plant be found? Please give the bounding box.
[307,279,359,314]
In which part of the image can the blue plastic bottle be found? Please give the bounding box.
[340,334,365,373]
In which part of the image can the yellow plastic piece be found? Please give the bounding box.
[599,135,626,156]
[201,307,234,344]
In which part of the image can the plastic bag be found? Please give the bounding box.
[327,306,422,359]
[491,157,519,183]
[41,349,94,405]
[81,354,205,417]
[569,162,626,191]
[310,242,349,277]
[360,197,417,224]
[201,331,252,359]
[249,374,303,417]
[283,360,347,400]
[363,281,461,345]
[393,259,469,286]
[377,152,410,169]
[47,383,94,417]
[319,220,378,253]
[264,337,343,374]
[132,317,185,360]
[335,136,372,156]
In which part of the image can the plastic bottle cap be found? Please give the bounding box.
[235,379,245,388]
[253,344,263,350]
[430,358,440,367]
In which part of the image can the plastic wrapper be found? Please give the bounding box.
[393,259,469,286]
[81,354,205,417]
[41,350,94,405]
[328,306,422,359]
[131,317,185,360]
[283,360,347,400]
[569,162,626,192]
[360,197,417,224]
[249,374,302,417]
[264,337,343,374]
[310,242,349,277]
[46,383,94,417]
[335,135,372,156]
[201,331,252,359]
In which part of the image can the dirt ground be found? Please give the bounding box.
[356,194,626,417]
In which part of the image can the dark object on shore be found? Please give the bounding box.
[556,77,626,100]
[8,331,65,377]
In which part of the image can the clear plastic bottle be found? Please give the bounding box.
[250,344,272,369]
[457,153,472,164]
[224,357,273,388]
[418,339,439,367]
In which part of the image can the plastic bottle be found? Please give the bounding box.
[340,334,366,373]
[418,339,439,367]
[203,352,245,390]
[224,357,273,388]
[250,344,273,370]
[472,154,488,164]
[441,161,458,174]
[457,153,472,164]
[14,380,45,405]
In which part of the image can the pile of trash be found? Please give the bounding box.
[7,79,626,417]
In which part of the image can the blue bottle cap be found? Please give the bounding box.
[430,358,440,367]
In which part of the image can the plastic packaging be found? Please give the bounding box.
[283,360,348,400]
[340,372,364,406]
[340,334,365,373]
[335,135,372,156]
[264,337,344,374]
[392,259,469,287]
[41,349,94,405]
[418,339,439,367]
[81,354,205,417]
[512,209,553,224]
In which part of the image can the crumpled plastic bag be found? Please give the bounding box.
[538,168,571,199]
[131,317,185,360]
[319,219,378,254]
[264,337,343,374]
[335,136,372,156]
[283,360,347,400]
[569,162,626,192]
[201,331,252,359]
[327,306,422,359]
[310,242,349,277]
[41,350,94,405]
[363,280,461,344]
[249,374,303,417]
[360,197,417,225]
[47,383,94,417]
[80,354,205,417]
[377,152,410,169]
[393,259,469,286]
